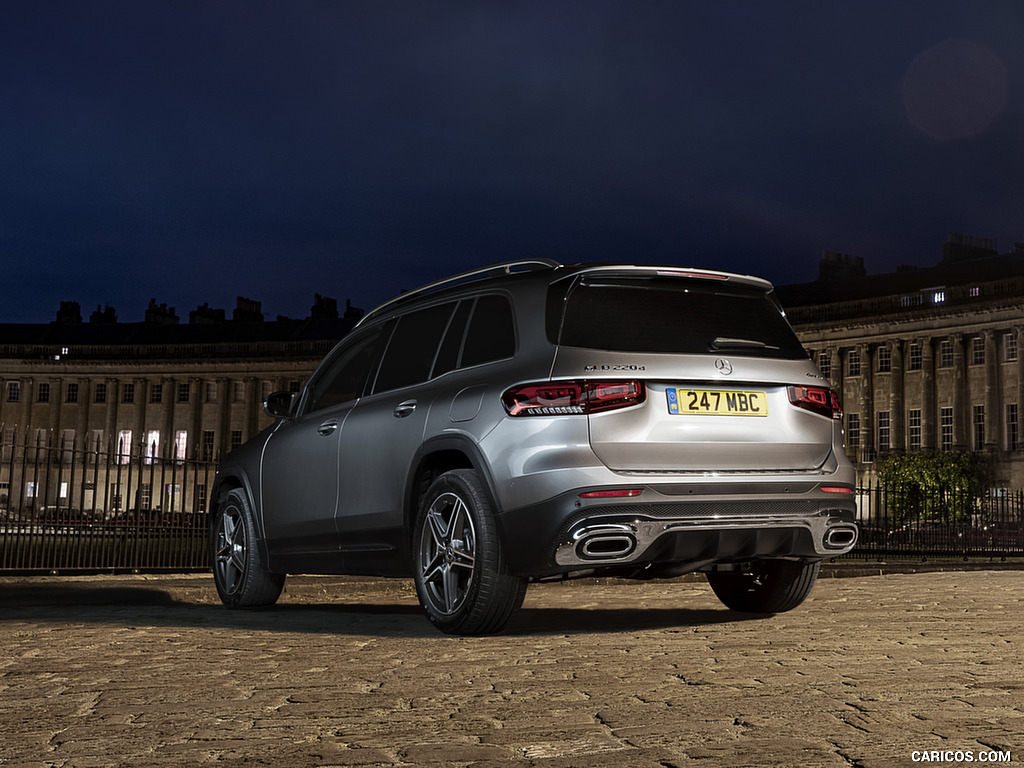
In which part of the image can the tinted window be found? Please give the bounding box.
[461,295,515,367]
[373,303,455,392]
[552,278,807,359]
[431,300,472,378]
[305,327,387,413]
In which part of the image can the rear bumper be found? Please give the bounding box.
[494,482,858,578]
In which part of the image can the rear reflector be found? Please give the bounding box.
[578,489,644,498]
[788,385,843,420]
[821,486,854,494]
[502,380,646,416]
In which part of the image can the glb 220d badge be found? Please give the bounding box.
[584,364,646,371]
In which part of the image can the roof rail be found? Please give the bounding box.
[356,258,561,326]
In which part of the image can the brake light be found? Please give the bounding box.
[788,386,842,420]
[502,380,646,416]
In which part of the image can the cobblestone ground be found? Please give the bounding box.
[1,569,1022,768]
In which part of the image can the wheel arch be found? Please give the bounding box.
[209,466,274,566]
[404,435,502,544]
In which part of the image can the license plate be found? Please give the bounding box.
[666,388,769,416]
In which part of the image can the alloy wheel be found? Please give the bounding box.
[418,491,478,615]
[213,506,247,597]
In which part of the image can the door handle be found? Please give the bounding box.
[393,400,417,418]
[317,419,338,436]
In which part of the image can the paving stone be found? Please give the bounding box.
[1,570,1023,767]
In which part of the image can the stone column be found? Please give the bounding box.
[890,340,904,451]
[950,334,967,450]
[984,329,1000,450]
[922,338,936,450]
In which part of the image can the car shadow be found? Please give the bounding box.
[1,583,760,638]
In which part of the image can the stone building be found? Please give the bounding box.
[780,234,1024,488]
[0,295,361,516]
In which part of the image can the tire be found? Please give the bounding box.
[706,559,820,613]
[413,469,527,635]
[210,488,285,608]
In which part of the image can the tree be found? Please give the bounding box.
[876,451,994,524]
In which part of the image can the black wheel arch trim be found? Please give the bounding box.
[404,434,503,534]
[209,465,275,571]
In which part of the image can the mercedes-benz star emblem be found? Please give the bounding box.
[715,359,733,375]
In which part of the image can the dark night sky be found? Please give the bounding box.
[3,2,1023,324]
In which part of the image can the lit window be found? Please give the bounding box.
[145,431,160,464]
[117,430,133,464]
[174,431,188,461]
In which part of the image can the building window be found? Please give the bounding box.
[150,383,163,403]
[145,430,160,464]
[174,431,188,461]
[177,382,191,403]
[846,413,860,449]
[233,381,246,403]
[877,411,890,452]
[908,409,922,451]
[908,343,922,371]
[95,383,107,404]
[122,382,135,404]
[195,484,207,513]
[37,383,50,403]
[201,430,215,461]
[66,383,79,403]
[939,340,953,368]
[940,407,954,451]
[973,405,985,451]
[971,337,985,366]
[933,290,946,304]
[289,380,301,393]
[117,430,132,464]
[231,430,243,451]
[205,382,218,403]
[847,350,861,377]
[1005,333,1018,363]
[1006,404,1019,451]
[5,382,18,403]
[817,351,831,379]
[140,484,152,509]
[877,346,891,373]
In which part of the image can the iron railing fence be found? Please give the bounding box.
[850,482,1024,561]
[1,428,215,572]
[3,426,1024,573]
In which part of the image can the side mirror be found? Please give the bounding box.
[263,391,297,420]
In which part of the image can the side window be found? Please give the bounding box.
[304,327,387,414]
[461,295,515,367]
[431,300,473,379]
[373,303,456,393]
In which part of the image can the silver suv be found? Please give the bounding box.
[210,260,857,634]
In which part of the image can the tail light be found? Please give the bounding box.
[502,380,646,416]
[788,385,842,420]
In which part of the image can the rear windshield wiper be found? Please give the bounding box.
[710,337,779,351]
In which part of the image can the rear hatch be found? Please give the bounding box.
[547,268,837,473]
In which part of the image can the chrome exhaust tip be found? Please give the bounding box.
[823,525,858,550]
[577,533,637,560]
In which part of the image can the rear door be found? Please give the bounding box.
[548,272,835,472]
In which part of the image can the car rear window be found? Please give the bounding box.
[548,277,807,359]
